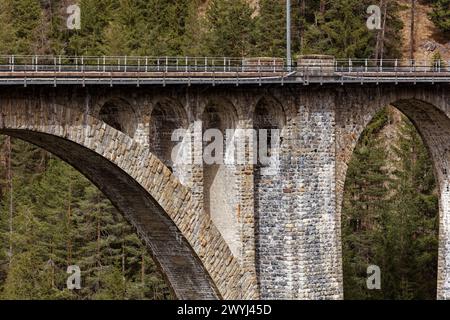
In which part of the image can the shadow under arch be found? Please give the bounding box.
[99,98,138,138]
[201,99,241,257]
[149,99,189,172]
[0,102,254,300]
[339,97,450,300]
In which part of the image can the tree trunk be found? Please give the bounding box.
[300,0,306,52]
[379,0,388,60]
[374,0,385,61]
[141,252,145,284]
[320,0,326,14]
[96,213,101,268]
[67,180,72,265]
[410,0,416,60]
[7,136,13,265]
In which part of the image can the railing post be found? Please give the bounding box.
[166,56,169,72]
[124,56,127,72]
[349,58,352,72]
[365,59,368,72]
[81,56,84,72]
[59,55,62,72]
[103,56,106,72]
[11,55,14,72]
[186,56,188,72]
[205,57,207,72]
[224,57,226,72]
[379,59,383,72]
[35,56,38,72]
[395,59,398,72]
[320,64,323,85]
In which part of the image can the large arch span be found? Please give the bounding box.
[336,86,450,299]
[0,98,254,300]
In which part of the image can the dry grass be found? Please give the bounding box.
[398,0,450,61]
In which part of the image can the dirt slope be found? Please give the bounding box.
[398,0,450,61]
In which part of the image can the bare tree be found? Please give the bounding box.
[410,0,416,60]
[7,136,13,266]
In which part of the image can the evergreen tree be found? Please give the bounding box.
[0,138,171,300]
[342,109,391,300]
[253,0,286,57]
[204,0,254,56]
[429,0,450,34]
[388,116,438,299]
[342,108,439,300]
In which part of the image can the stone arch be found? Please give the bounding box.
[149,99,188,175]
[0,99,258,300]
[336,87,450,300]
[98,98,138,138]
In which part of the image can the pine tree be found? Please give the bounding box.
[429,0,450,34]
[302,0,375,58]
[0,1,16,54]
[388,116,438,299]
[204,0,254,57]
[253,0,286,57]
[342,109,391,300]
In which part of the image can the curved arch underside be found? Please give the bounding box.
[336,88,450,300]
[2,129,218,299]
[0,101,250,300]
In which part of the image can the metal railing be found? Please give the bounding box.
[0,55,288,73]
[0,55,448,85]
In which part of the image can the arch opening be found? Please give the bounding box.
[0,135,173,299]
[149,101,188,175]
[0,129,219,300]
[99,99,138,138]
[341,104,441,300]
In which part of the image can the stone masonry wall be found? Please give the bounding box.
[0,84,448,300]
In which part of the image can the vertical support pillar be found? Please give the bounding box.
[292,93,342,299]
[234,118,258,298]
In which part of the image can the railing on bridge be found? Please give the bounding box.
[0,55,449,85]
[1,55,449,73]
[0,55,288,73]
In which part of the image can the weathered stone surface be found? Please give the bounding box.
[0,84,448,300]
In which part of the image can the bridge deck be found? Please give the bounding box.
[0,71,448,85]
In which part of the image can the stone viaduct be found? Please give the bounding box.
[0,83,449,299]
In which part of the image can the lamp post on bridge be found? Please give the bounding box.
[286,0,292,71]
